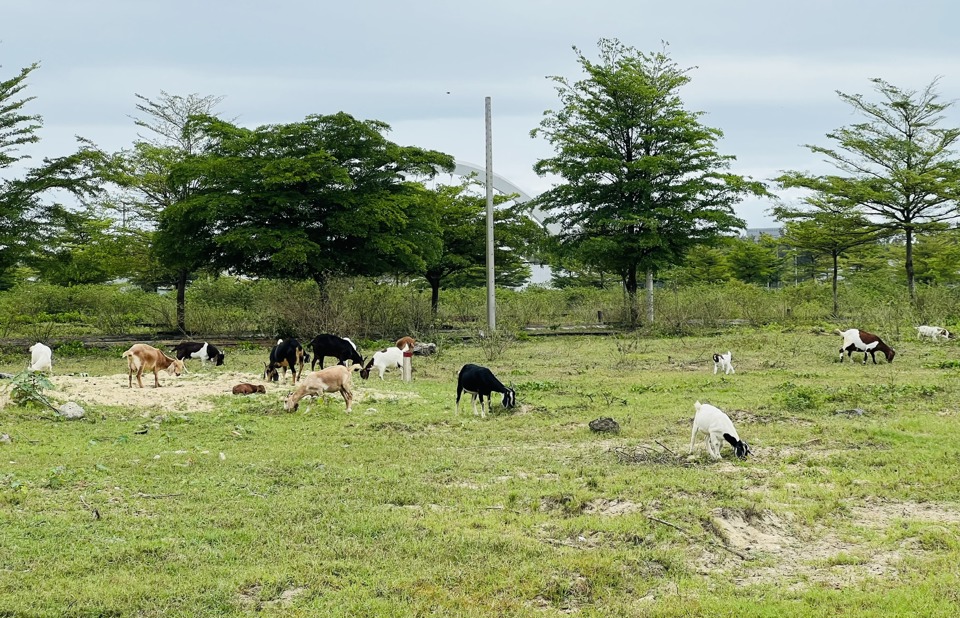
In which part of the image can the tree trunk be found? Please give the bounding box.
[832,250,839,318]
[905,227,915,301]
[624,267,639,327]
[646,269,655,325]
[429,278,441,315]
[176,268,188,334]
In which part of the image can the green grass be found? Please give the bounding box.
[2,331,960,616]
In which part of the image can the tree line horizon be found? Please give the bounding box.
[3,38,960,330]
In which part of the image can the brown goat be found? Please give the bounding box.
[122,343,185,388]
[284,365,355,412]
[395,336,416,352]
[232,383,266,395]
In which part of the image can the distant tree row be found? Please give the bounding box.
[3,39,960,331]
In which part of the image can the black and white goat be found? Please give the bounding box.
[713,351,734,375]
[308,334,363,370]
[171,341,225,366]
[455,364,516,418]
[690,401,751,460]
[359,346,403,380]
[836,329,896,364]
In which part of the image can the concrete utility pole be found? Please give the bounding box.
[485,96,496,333]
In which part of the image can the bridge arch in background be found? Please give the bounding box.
[447,160,556,233]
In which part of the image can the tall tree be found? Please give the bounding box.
[0,63,104,288]
[421,181,545,312]
[168,113,455,286]
[773,197,889,316]
[778,78,960,301]
[530,39,766,325]
[107,92,225,330]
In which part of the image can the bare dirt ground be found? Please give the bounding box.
[38,370,418,413]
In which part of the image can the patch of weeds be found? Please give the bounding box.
[778,382,821,412]
[369,421,416,432]
[2,371,56,410]
[540,493,586,516]
[917,527,960,551]
[868,383,941,400]
[928,359,960,370]
[822,552,868,567]
[539,571,593,609]
[514,380,562,393]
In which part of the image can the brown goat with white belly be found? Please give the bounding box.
[122,343,185,388]
[284,365,355,412]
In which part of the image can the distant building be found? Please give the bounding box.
[744,227,783,240]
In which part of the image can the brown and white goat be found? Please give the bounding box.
[396,336,416,352]
[122,343,185,388]
[836,329,896,364]
[284,365,355,412]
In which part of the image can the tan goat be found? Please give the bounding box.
[122,343,185,388]
[284,365,355,412]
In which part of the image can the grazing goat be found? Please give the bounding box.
[122,343,185,388]
[284,365,354,412]
[396,336,416,352]
[836,329,896,364]
[232,383,266,395]
[713,351,734,375]
[29,342,53,373]
[916,325,953,341]
[455,363,516,418]
[690,401,752,460]
[359,346,403,380]
[172,341,225,366]
[264,339,307,385]
[308,334,363,370]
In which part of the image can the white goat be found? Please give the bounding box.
[690,401,751,460]
[284,365,355,412]
[359,346,403,380]
[713,351,734,375]
[916,325,953,341]
[29,342,53,373]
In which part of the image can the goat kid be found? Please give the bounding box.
[29,342,53,373]
[359,346,403,380]
[122,343,185,388]
[308,334,363,370]
[713,351,734,375]
[284,365,355,412]
[264,339,307,385]
[836,329,896,364]
[690,401,751,460]
[455,363,517,418]
[232,383,266,395]
[916,325,953,341]
[172,341,225,366]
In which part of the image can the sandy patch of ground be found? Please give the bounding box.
[43,370,418,413]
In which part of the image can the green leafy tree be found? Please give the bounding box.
[773,197,889,315]
[168,113,455,287]
[29,205,134,285]
[106,91,226,331]
[913,228,960,285]
[421,181,546,312]
[0,63,105,288]
[662,244,731,285]
[726,235,783,286]
[778,78,960,301]
[530,39,766,325]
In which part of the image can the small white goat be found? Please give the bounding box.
[359,346,403,380]
[916,325,953,341]
[713,351,734,375]
[284,365,355,412]
[690,401,751,460]
[29,342,53,373]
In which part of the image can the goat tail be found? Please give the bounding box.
[833,329,843,336]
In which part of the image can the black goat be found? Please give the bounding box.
[263,339,308,385]
[308,334,363,370]
[455,363,516,418]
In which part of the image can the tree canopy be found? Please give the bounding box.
[530,39,766,324]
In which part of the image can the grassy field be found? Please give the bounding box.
[2,329,960,616]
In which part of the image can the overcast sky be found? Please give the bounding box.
[4,0,960,228]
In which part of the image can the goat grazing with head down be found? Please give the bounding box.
[29,342,53,373]
[916,325,953,341]
[359,346,403,380]
[455,364,516,418]
[122,343,185,388]
[690,401,751,460]
[836,329,896,364]
[284,365,355,412]
[264,339,308,385]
